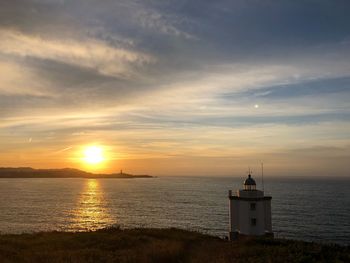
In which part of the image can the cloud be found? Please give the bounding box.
[0,59,51,96]
[239,76,350,99]
[0,29,154,77]
[135,8,196,39]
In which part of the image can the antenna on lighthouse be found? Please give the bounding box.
[261,162,265,192]
[247,166,252,178]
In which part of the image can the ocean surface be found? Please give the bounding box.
[0,176,349,245]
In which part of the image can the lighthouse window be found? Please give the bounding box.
[250,203,256,210]
[251,218,257,226]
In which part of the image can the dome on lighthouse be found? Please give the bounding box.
[244,174,256,185]
[244,174,256,190]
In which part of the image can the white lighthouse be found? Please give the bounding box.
[228,172,272,240]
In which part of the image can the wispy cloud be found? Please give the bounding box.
[135,8,196,39]
[0,59,52,96]
[52,146,72,154]
[229,76,350,99]
[0,29,153,77]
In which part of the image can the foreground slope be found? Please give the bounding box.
[0,228,348,263]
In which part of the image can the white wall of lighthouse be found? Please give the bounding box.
[228,174,272,239]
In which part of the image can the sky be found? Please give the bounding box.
[0,0,350,177]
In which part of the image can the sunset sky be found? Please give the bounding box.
[1,0,349,176]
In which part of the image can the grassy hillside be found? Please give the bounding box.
[0,227,348,263]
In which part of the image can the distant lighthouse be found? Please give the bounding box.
[228,171,273,240]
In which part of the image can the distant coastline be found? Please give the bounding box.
[0,167,153,179]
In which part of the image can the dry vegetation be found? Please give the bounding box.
[0,227,348,263]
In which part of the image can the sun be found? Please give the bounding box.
[83,146,105,164]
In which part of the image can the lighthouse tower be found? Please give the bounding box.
[228,172,272,240]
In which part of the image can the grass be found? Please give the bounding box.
[0,227,348,263]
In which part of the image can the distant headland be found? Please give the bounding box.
[0,167,153,179]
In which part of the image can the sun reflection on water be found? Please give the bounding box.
[70,179,114,231]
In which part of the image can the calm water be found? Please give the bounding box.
[0,176,349,245]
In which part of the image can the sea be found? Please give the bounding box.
[0,176,349,245]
